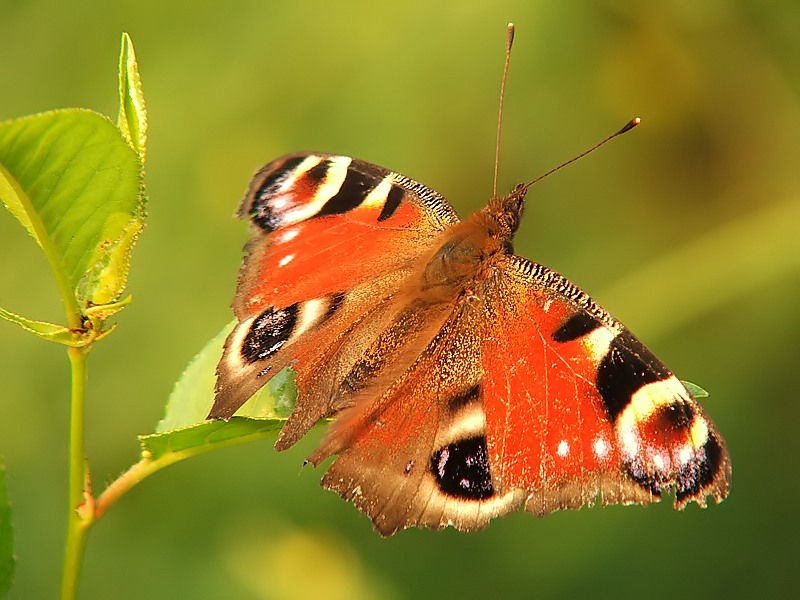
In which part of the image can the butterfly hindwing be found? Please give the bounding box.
[318,299,527,535]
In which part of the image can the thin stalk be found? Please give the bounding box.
[95,422,283,518]
[94,453,185,520]
[60,346,94,600]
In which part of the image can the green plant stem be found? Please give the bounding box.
[94,453,182,520]
[60,346,93,600]
[94,421,282,519]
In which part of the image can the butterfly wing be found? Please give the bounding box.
[209,153,460,441]
[316,254,730,535]
[481,256,730,516]
[319,294,528,535]
[209,153,730,536]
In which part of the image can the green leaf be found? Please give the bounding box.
[0,305,94,346]
[97,334,294,520]
[108,323,298,496]
[117,32,148,162]
[94,417,285,516]
[0,458,15,598]
[156,321,296,432]
[142,418,285,463]
[96,324,297,518]
[0,109,145,318]
[682,380,709,400]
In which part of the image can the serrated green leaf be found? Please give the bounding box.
[0,458,15,598]
[0,305,94,346]
[156,321,296,432]
[117,32,148,162]
[0,109,144,312]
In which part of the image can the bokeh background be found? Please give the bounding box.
[1,1,798,598]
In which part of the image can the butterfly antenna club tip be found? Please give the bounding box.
[521,116,641,192]
[618,117,641,135]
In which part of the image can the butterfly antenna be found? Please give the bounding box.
[493,22,515,199]
[520,117,641,193]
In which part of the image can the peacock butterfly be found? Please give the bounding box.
[207,27,730,536]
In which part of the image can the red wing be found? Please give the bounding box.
[234,153,459,315]
[318,255,730,536]
[319,300,528,536]
[209,153,460,421]
[481,256,731,515]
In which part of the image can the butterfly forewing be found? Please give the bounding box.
[209,153,459,420]
[234,153,459,315]
[481,256,730,515]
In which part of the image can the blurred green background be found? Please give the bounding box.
[1,1,798,598]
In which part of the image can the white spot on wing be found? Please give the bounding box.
[618,421,640,461]
[291,297,330,341]
[557,439,570,458]
[227,316,257,371]
[652,453,665,471]
[362,175,394,210]
[582,326,617,362]
[278,227,299,243]
[678,444,694,466]
[283,156,352,225]
[278,254,294,267]
[593,436,610,460]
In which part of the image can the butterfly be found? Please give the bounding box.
[206,144,731,536]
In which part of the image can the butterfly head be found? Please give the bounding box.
[484,184,527,242]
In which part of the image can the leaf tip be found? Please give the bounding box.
[117,32,148,162]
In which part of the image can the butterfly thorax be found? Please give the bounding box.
[418,186,527,302]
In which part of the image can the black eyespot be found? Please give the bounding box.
[430,436,494,500]
[249,156,306,232]
[241,305,298,363]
